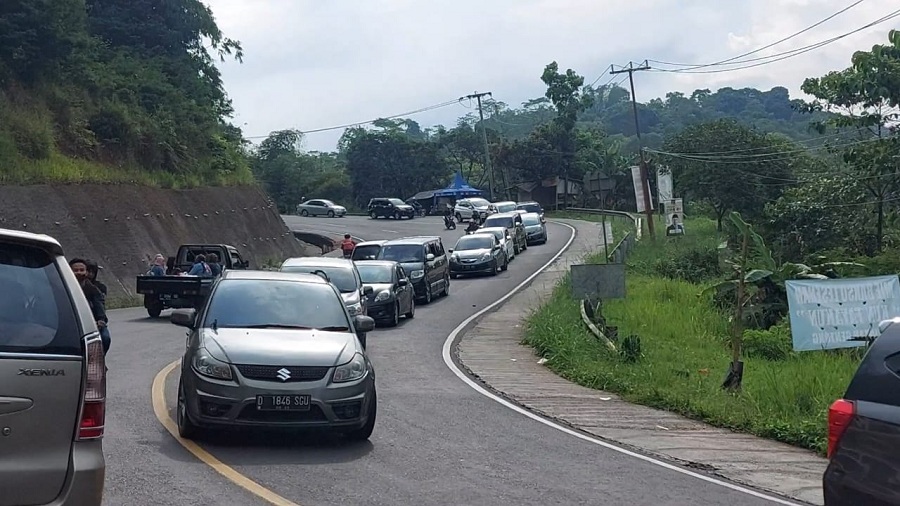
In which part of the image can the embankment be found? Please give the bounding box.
[0,183,318,300]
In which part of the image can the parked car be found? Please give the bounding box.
[355,260,415,326]
[296,199,347,217]
[521,212,548,245]
[478,226,516,262]
[823,316,900,504]
[0,228,105,505]
[449,233,508,277]
[136,243,250,318]
[280,257,373,345]
[171,270,377,441]
[516,201,545,220]
[481,212,528,254]
[491,200,518,214]
[350,240,388,261]
[367,198,416,219]
[453,197,494,222]
[377,236,450,303]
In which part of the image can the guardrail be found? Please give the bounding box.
[560,207,643,263]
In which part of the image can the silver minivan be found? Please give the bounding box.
[0,228,106,505]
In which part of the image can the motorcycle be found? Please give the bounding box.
[443,214,457,230]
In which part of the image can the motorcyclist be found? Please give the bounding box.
[466,219,480,234]
[340,234,355,258]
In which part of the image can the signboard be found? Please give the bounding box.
[786,275,900,351]
[597,221,613,244]
[665,198,684,236]
[571,263,626,299]
[630,166,655,213]
[657,168,673,203]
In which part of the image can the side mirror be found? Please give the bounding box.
[353,315,376,333]
[363,285,374,296]
[493,244,501,251]
[448,248,454,254]
[171,309,197,328]
[398,278,409,286]
[426,253,435,261]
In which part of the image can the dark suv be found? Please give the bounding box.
[367,198,416,220]
[823,317,900,504]
[376,236,449,303]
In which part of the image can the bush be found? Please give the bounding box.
[652,247,721,283]
[743,321,793,361]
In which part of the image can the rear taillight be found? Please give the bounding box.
[827,399,855,458]
[77,338,106,440]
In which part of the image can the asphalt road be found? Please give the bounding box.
[101,215,781,506]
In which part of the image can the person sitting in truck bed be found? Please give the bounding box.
[207,253,223,277]
[187,254,213,276]
[148,254,166,276]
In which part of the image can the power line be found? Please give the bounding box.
[648,0,866,71]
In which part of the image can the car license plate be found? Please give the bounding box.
[256,394,311,411]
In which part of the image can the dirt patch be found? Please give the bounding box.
[0,183,319,299]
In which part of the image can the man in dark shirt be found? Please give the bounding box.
[70,258,110,355]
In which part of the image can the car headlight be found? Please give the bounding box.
[481,253,492,261]
[374,290,391,302]
[347,302,362,315]
[410,270,424,278]
[333,353,367,383]
[192,350,233,380]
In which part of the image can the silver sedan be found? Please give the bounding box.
[171,270,377,441]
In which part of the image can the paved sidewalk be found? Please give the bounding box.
[455,218,826,505]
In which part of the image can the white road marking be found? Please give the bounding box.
[440,221,804,506]
[381,230,398,233]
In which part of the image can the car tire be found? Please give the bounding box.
[147,303,163,319]
[300,209,309,217]
[404,297,415,318]
[387,303,400,327]
[441,273,450,297]
[344,389,377,442]
[423,282,433,304]
[369,211,377,219]
[177,379,200,440]
[327,210,334,218]
[455,213,463,223]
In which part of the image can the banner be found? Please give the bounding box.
[657,168,673,203]
[665,198,684,235]
[786,275,900,351]
[631,166,654,213]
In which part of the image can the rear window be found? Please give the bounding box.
[495,203,517,213]
[380,244,425,263]
[280,265,359,293]
[517,203,542,214]
[0,242,81,355]
[351,245,382,260]
[484,216,513,229]
[523,215,541,226]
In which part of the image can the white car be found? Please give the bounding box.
[297,199,347,217]
[453,198,493,222]
[479,226,516,262]
[491,201,518,214]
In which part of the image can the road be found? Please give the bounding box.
[101,215,785,506]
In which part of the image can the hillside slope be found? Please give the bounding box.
[0,183,313,300]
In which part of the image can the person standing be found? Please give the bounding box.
[340,234,355,259]
[70,258,110,355]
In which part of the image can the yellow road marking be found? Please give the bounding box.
[151,359,302,506]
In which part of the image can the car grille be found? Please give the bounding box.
[237,404,327,422]
[235,364,330,382]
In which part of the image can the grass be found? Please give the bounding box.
[524,215,859,456]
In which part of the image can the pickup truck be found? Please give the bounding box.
[136,243,250,318]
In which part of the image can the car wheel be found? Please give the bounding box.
[394,211,401,220]
[369,211,377,219]
[455,213,463,223]
[147,303,162,319]
[404,297,415,318]
[344,389,377,442]
[327,210,334,218]
[387,302,400,327]
[300,209,309,217]
[441,273,450,296]
[177,379,200,440]
[423,282,432,304]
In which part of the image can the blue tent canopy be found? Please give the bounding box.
[431,171,485,198]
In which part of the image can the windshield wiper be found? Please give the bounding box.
[242,324,313,330]
[316,326,350,332]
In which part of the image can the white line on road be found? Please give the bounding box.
[381,230,398,233]
[440,221,803,506]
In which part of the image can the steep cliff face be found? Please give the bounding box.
[0,183,316,299]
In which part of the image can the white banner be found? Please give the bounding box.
[657,168,673,203]
[631,166,654,213]
[665,198,684,235]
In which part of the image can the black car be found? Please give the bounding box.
[367,198,416,219]
[355,260,415,326]
[376,236,449,303]
[823,317,900,504]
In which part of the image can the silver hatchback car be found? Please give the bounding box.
[172,270,377,441]
[0,228,106,505]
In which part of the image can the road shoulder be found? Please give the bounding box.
[453,218,826,506]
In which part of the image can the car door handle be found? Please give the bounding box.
[0,397,34,416]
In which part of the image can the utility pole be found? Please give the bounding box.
[610,61,655,240]
[463,91,495,201]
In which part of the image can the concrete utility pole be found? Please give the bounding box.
[463,91,495,201]
[610,61,655,240]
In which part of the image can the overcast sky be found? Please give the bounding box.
[204,0,898,152]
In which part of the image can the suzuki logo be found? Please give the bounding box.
[276,368,291,381]
[17,368,65,377]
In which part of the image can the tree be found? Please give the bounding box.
[540,62,594,185]
[660,119,796,230]
[801,29,900,252]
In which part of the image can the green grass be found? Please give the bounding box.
[525,215,859,456]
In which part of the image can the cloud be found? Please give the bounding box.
[204,0,898,151]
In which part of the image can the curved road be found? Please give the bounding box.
[101,215,783,506]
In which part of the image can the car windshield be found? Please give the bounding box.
[380,244,424,263]
[357,264,393,284]
[280,265,358,293]
[523,214,541,226]
[517,203,542,214]
[468,198,490,207]
[351,244,382,260]
[204,279,350,331]
[389,198,405,206]
[483,216,513,229]
[495,203,517,213]
[455,235,493,251]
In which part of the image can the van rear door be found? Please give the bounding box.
[0,240,86,506]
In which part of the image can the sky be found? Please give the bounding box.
[203,0,899,152]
